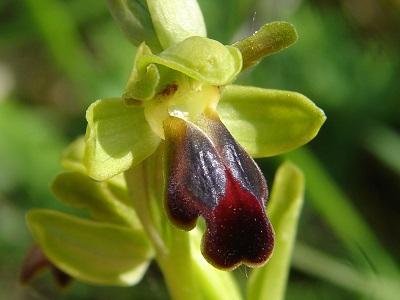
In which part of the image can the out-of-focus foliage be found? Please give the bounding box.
[1,0,399,299]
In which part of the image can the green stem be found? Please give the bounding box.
[156,227,201,300]
[124,150,201,300]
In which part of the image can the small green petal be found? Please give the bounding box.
[218,85,326,157]
[146,0,206,49]
[27,209,154,286]
[247,161,304,300]
[124,43,161,102]
[233,22,298,72]
[138,36,242,85]
[105,0,163,52]
[51,171,142,229]
[84,98,161,181]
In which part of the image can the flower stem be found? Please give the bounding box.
[156,227,201,300]
[124,148,201,300]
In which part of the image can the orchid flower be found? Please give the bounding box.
[22,1,325,298]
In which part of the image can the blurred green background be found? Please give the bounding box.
[1,0,399,299]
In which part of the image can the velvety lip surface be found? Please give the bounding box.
[164,110,274,270]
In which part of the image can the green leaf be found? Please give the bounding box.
[51,171,141,229]
[146,0,206,49]
[284,147,400,277]
[292,242,400,300]
[233,21,298,71]
[218,85,326,157]
[138,36,242,85]
[27,209,154,286]
[364,124,400,175]
[247,161,304,300]
[84,98,161,181]
[105,0,163,52]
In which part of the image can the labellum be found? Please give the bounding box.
[164,108,274,270]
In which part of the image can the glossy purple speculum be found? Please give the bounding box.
[164,108,274,270]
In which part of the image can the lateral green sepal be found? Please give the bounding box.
[218,85,326,157]
[84,98,161,181]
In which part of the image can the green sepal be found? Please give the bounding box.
[105,0,163,53]
[51,171,141,229]
[27,209,154,286]
[84,98,161,181]
[247,161,304,300]
[233,22,298,71]
[138,36,242,86]
[146,0,206,49]
[217,85,326,158]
